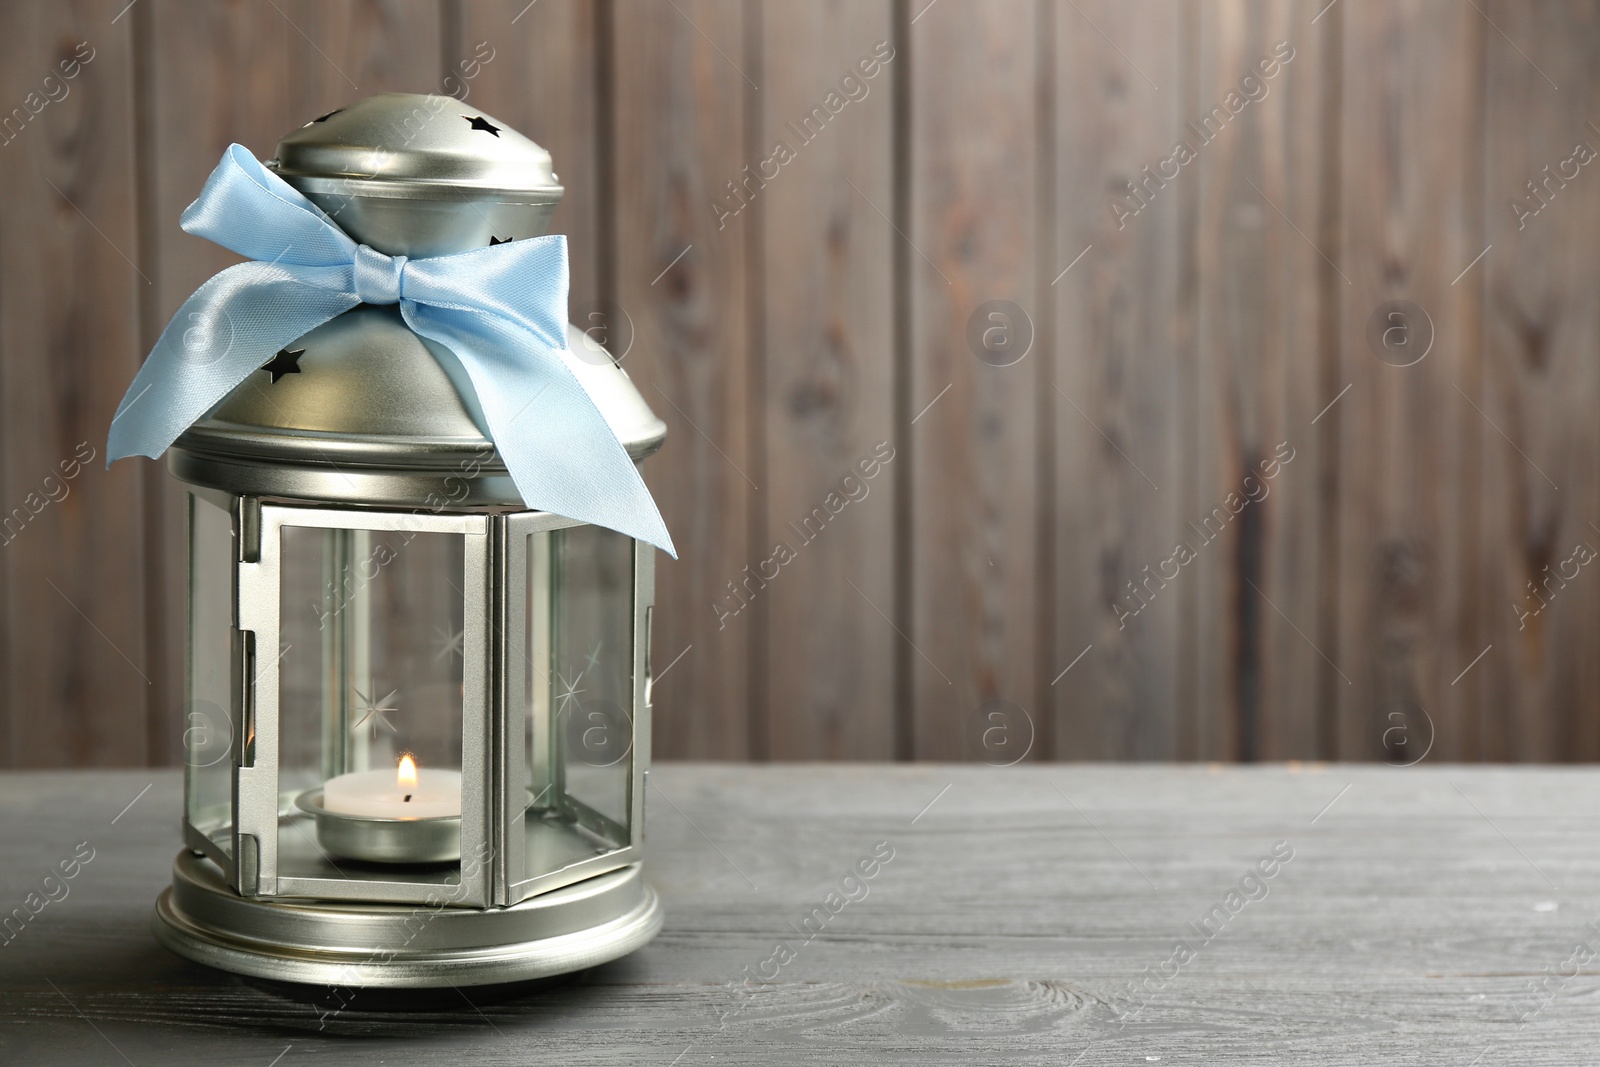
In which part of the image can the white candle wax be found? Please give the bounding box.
[322,766,462,820]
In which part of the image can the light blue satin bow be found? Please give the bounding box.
[107,144,674,556]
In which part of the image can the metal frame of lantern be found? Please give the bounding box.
[207,503,657,908]
[235,504,495,905]
[156,482,662,987]
[499,511,653,905]
[143,95,667,987]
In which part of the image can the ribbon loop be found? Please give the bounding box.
[106,144,675,557]
[353,245,406,305]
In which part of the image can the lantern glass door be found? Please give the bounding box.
[550,524,635,834]
[184,491,236,866]
[246,506,491,906]
[505,517,642,903]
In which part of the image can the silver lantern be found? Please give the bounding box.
[152,94,664,987]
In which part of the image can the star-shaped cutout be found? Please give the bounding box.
[489,235,513,246]
[464,115,501,137]
[351,686,399,738]
[583,641,604,675]
[554,671,586,717]
[261,348,304,383]
[433,624,464,664]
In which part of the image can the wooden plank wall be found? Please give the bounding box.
[1,0,1595,767]
[1052,0,1189,761]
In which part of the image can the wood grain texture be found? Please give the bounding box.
[908,0,1041,760]
[755,0,897,760]
[284,0,443,118]
[3,764,1599,1063]
[1478,0,1600,763]
[1193,2,1334,759]
[8,0,1600,765]
[1051,0,1188,759]
[138,1,299,769]
[1334,0,1486,761]
[460,0,602,310]
[0,1,150,766]
[132,0,448,766]
[610,0,754,759]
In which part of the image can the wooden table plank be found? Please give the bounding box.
[908,0,1043,760]
[462,0,603,314]
[1192,1,1337,760]
[133,0,449,772]
[137,0,299,769]
[610,0,755,759]
[283,0,443,122]
[1335,1,1488,760]
[0,0,151,768]
[2,764,1597,1063]
[1478,0,1600,763]
[756,0,897,760]
[1051,0,1189,759]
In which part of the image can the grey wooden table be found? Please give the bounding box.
[1,764,1596,1065]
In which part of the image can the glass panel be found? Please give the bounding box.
[520,524,634,885]
[553,526,634,830]
[277,525,465,887]
[185,493,235,857]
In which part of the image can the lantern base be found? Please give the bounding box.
[151,850,662,988]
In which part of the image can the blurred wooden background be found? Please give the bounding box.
[1,0,1596,767]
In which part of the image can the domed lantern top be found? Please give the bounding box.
[271,92,564,256]
[167,93,664,510]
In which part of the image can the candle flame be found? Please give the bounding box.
[397,754,418,790]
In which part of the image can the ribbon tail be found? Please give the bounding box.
[404,303,676,558]
[107,261,358,463]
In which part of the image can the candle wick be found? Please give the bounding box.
[404,794,412,802]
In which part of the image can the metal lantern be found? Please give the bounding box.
[151,94,664,986]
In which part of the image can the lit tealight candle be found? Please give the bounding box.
[323,754,462,820]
